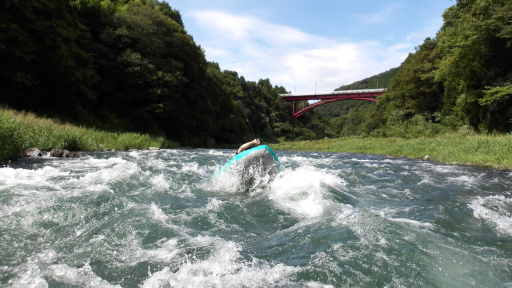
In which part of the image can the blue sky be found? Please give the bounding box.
[166,0,454,93]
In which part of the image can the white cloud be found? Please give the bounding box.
[188,10,419,93]
[351,3,397,27]
[191,10,309,45]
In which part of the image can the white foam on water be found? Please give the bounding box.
[208,171,246,193]
[0,167,71,225]
[140,236,300,288]
[269,166,346,219]
[419,162,460,174]
[349,158,373,162]
[3,149,512,287]
[363,163,384,168]
[208,163,275,194]
[181,162,203,174]
[144,158,168,171]
[205,197,224,212]
[46,263,121,288]
[150,174,170,191]
[315,208,400,285]
[74,160,142,186]
[5,262,47,288]
[6,249,119,288]
[469,195,512,236]
[332,204,402,252]
[376,207,435,230]
[207,149,230,156]
[80,156,127,168]
[447,175,479,187]
[282,155,322,165]
[387,217,435,229]
[418,176,435,186]
[149,202,169,223]
[413,162,469,187]
[303,282,335,288]
[0,166,67,191]
[125,236,182,265]
[80,222,182,268]
[127,150,140,158]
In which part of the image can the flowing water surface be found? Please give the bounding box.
[1,148,511,287]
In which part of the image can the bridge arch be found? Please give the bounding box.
[279,89,385,118]
[290,97,377,118]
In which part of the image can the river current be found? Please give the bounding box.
[1,148,511,287]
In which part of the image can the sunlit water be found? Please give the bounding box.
[1,148,511,287]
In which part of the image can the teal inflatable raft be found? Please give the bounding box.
[215,145,280,179]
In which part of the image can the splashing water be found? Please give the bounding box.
[1,149,511,287]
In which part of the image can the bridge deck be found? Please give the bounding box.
[279,88,386,118]
[279,88,385,101]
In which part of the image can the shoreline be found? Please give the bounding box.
[4,140,511,173]
[2,107,511,171]
[0,107,179,162]
[271,134,512,171]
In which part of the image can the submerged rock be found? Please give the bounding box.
[49,149,80,158]
[24,148,43,157]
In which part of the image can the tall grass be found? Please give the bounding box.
[273,133,512,170]
[0,108,179,161]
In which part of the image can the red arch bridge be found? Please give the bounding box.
[280,88,385,118]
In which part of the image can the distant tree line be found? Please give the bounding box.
[315,68,399,136]
[1,0,510,147]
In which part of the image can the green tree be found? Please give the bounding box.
[435,0,512,132]
[379,38,444,126]
[0,0,97,118]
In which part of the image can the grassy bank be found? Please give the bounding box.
[272,133,512,170]
[0,108,180,161]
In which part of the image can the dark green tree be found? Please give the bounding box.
[435,0,512,132]
[0,0,97,118]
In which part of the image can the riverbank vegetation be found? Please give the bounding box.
[1,0,511,163]
[0,107,178,161]
[273,132,512,170]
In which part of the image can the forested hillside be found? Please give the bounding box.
[315,68,399,136]
[0,0,320,146]
[320,0,512,137]
[372,0,511,136]
[1,0,511,148]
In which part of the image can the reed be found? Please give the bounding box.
[273,133,512,170]
[0,108,179,161]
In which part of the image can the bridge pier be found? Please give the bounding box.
[291,101,306,116]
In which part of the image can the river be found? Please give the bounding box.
[1,148,511,287]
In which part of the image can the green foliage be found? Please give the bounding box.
[318,0,512,137]
[435,0,512,132]
[273,133,512,169]
[313,68,399,137]
[335,67,399,91]
[479,84,512,131]
[0,112,24,161]
[2,0,511,151]
[0,0,307,147]
[0,108,179,161]
[370,114,450,138]
[0,0,98,116]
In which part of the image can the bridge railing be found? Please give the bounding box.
[279,88,386,97]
